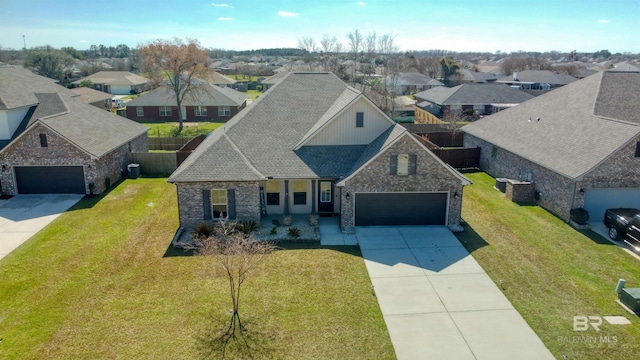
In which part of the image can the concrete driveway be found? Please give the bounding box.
[357,226,554,360]
[0,194,83,260]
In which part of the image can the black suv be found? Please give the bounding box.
[604,208,640,245]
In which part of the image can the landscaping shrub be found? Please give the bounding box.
[270,226,277,235]
[287,227,301,238]
[192,223,214,239]
[234,220,259,235]
[570,208,590,225]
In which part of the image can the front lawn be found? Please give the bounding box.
[458,172,640,360]
[143,121,223,137]
[0,179,393,359]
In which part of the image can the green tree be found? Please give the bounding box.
[440,57,460,86]
[23,45,74,80]
[79,79,93,87]
[61,46,84,60]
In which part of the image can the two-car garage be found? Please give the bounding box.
[354,192,448,226]
[14,166,86,194]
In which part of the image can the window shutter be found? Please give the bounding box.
[202,189,212,220]
[390,155,398,175]
[409,154,417,175]
[227,189,236,220]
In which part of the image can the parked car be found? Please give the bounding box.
[603,208,640,244]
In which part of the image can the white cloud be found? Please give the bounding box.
[79,40,87,43]
[278,11,299,17]
[598,19,610,23]
[218,17,233,21]
[211,3,231,7]
[356,1,366,5]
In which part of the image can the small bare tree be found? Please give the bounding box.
[190,221,276,336]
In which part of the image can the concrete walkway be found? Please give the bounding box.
[356,226,554,360]
[0,194,83,260]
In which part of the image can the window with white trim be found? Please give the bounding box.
[159,106,172,116]
[218,106,231,116]
[211,189,228,218]
[194,106,207,116]
[136,107,144,117]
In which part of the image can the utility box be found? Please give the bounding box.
[620,287,640,313]
[495,178,508,193]
[127,163,141,179]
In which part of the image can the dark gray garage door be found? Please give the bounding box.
[15,166,86,194]
[355,192,447,226]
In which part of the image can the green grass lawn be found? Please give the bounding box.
[227,74,262,82]
[245,89,261,101]
[458,172,640,360]
[0,179,393,359]
[143,121,224,137]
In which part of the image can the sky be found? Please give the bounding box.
[1,0,639,54]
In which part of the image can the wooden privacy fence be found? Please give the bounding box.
[431,147,480,169]
[127,152,177,176]
[148,137,195,151]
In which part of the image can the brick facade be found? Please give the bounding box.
[175,181,261,229]
[0,124,148,195]
[126,103,245,122]
[464,133,640,221]
[340,135,464,233]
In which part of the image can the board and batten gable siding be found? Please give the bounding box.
[0,106,31,140]
[304,97,393,146]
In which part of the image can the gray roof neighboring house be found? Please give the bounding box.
[199,70,237,85]
[125,84,247,107]
[496,70,578,85]
[70,87,112,104]
[168,72,419,183]
[462,71,640,180]
[388,72,444,87]
[414,83,534,106]
[459,69,497,83]
[71,71,149,86]
[0,67,149,156]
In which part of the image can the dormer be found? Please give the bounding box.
[0,105,33,141]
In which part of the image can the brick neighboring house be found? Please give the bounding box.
[414,83,535,117]
[462,70,640,221]
[0,67,149,195]
[168,72,470,233]
[71,71,150,95]
[125,84,247,122]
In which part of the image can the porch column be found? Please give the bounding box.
[284,180,290,215]
[311,180,317,213]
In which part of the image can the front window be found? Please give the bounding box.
[293,180,307,205]
[194,106,207,116]
[136,107,144,117]
[218,106,231,117]
[39,133,48,147]
[266,180,280,206]
[159,106,172,116]
[211,189,228,218]
[397,154,409,176]
[320,182,331,202]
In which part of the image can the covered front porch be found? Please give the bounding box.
[261,178,341,217]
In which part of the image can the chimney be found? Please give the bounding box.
[513,72,519,81]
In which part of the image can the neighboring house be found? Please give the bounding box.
[0,67,149,195]
[71,71,150,95]
[458,69,497,83]
[260,70,289,92]
[414,83,535,116]
[168,72,470,233]
[70,86,112,110]
[386,72,444,95]
[496,70,577,95]
[462,70,640,222]
[199,69,237,88]
[124,84,247,122]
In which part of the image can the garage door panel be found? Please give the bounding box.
[15,166,85,194]
[355,193,447,226]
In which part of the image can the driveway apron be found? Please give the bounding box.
[0,194,83,260]
[357,226,554,360]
